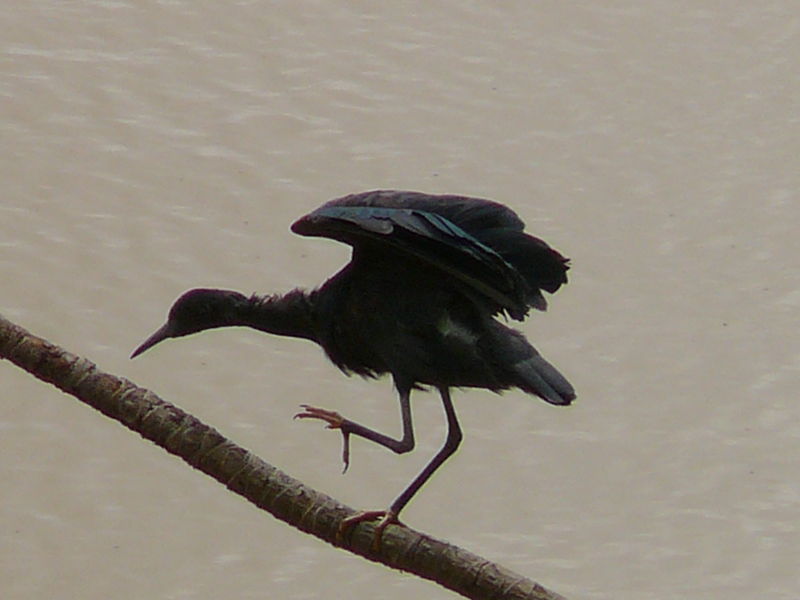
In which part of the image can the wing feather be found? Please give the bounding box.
[292,190,569,319]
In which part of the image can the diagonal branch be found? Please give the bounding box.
[0,314,568,600]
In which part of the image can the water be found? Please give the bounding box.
[2,2,798,598]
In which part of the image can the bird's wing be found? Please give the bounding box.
[292,202,533,319]
[293,191,569,318]
[326,191,568,303]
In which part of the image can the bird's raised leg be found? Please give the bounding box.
[294,386,415,473]
[304,387,463,550]
[386,387,462,516]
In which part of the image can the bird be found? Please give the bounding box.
[131,189,575,547]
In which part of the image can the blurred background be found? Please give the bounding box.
[1,2,797,599]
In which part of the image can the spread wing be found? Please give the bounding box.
[291,190,569,320]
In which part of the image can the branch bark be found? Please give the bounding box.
[0,314,568,600]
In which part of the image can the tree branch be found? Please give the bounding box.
[0,314,568,600]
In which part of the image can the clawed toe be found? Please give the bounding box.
[338,509,403,550]
[293,404,344,429]
[294,405,351,471]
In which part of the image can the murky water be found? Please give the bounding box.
[2,2,798,598]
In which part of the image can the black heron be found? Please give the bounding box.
[131,190,575,544]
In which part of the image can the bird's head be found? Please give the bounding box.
[131,288,248,358]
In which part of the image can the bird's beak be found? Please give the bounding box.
[130,322,173,358]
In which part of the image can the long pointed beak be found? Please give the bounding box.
[130,322,173,358]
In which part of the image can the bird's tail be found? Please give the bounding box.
[513,349,576,406]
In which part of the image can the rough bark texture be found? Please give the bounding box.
[0,314,568,600]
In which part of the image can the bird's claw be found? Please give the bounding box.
[338,509,403,551]
[294,404,351,472]
[294,404,344,428]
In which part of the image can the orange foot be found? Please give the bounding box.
[339,509,404,551]
[294,404,344,428]
[294,404,351,471]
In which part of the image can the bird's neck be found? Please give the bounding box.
[239,289,318,342]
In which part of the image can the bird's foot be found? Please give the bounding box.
[294,404,352,472]
[338,509,403,551]
[294,404,345,428]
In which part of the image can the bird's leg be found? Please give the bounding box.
[340,387,463,550]
[294,387,415,473]
[293,406,353,472]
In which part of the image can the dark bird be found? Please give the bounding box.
[131,190,575,545]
